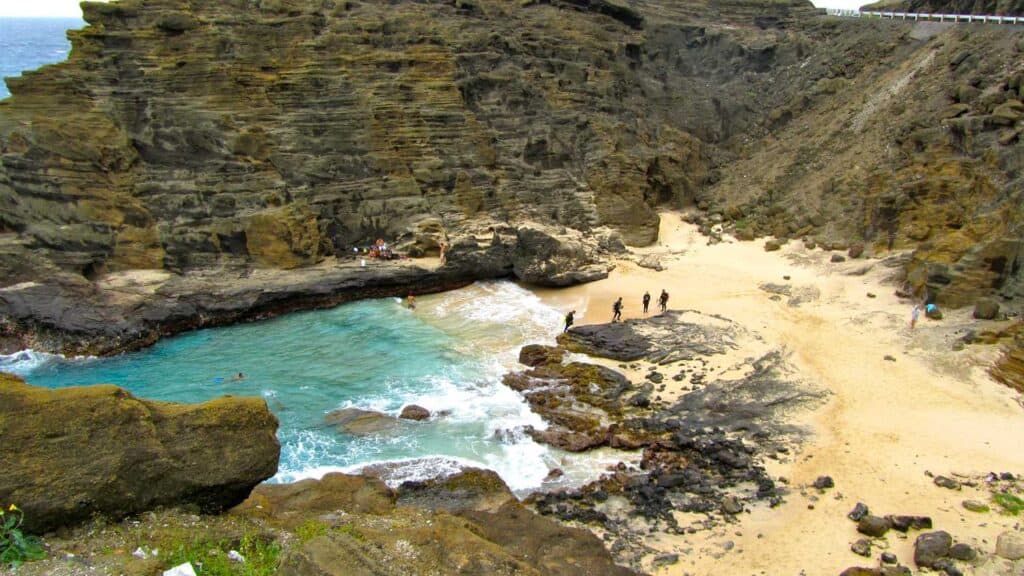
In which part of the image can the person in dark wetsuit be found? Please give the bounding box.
[642,291,651,315]
[564,310,576,333]
[612,297,623,322]
[658,289,669,313]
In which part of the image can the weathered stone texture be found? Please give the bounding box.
[0,373,280,534]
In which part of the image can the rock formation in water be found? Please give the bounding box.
[0,0,1021,354]
[0,373,280,534]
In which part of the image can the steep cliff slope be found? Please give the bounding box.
[0,0,1021,354]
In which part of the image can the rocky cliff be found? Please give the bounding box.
[864,0,1024,16]
[0,0,1021,353]
[0,373,280,534]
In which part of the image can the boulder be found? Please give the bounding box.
[887,515,932,532]
[512,223,611,287]
[325,407,402,435]
[831,253,847,263]
[973,298,1000,320]
[948,543,976,561]
[851,538,872,557]
[518,344,565,367]
[848,502,870,521]
[996,531,1024,560]
[848,243,865,259]
[396,468,515,513]
[857,515,891,538]
[0,373,279,534]
[914,530,953,568]
[764,239,782,252]
[962,499,990,513]
[399,404,431,421]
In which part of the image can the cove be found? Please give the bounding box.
[4,281,619,493]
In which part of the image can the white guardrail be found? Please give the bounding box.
[825,8,1023,24]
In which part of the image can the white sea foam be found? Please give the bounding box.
[0,349,93,375]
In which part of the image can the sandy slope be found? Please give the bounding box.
[533,212,1024,575]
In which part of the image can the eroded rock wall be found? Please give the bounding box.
[0,373,280,534]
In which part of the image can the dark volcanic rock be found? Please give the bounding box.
[558,321,652,361]
[399,404,431,421]
[518,344,566,367]
[934,475,961,490]
[325,407,402,435]
[887,515,932,532]
[0,373,279,534]
[851,538,872,557]
[948,543,976,561]
[813,475,835,489]
[857,515,892,538]
[914,530,953,568]
[848,502,870,521]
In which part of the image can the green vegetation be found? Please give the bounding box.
[160,532,281,576]
[295,519,329,543]
[993,492,1024,516]
[0,504,46,568]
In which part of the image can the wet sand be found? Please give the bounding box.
[532,212,1024,574]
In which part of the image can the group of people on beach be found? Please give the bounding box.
[563,289,670,333]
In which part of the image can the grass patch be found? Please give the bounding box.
[159,532,281,576]
[993,492,1024,515]
[295,520,328,544]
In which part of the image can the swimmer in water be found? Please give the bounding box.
[231,372,245,381]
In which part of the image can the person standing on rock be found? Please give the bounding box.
[564,310,575,333]
[659,289,669,313]
[642,291,651,315]
[612,298,623,322]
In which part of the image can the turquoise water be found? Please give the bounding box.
[0,18,82,100]
[2,282,621,492]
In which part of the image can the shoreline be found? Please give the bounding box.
[529,212,1024,574]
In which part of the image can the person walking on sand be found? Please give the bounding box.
[658,289,669,313]
[612,297,623,322]
[564,310,575,333]
[642,291,651,315]
[910,303,921,330]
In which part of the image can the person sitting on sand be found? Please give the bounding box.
[659,289,669,313]
[231,372,245,381]
[564,310,575,333]
[612,298,623,322]
[642,291,651,315]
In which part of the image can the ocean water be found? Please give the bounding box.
[0,18,82,100]
[1,281,622,493]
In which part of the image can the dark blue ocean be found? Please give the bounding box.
[0,17,82,100]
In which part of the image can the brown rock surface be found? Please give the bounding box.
[0,373,279,534]
[236,470,638,576]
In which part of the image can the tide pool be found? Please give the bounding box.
[2,281,622,493]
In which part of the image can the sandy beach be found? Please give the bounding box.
[534,212,1024,575]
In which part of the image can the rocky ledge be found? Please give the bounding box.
[0,220,615,356]
[0,373,280,534]
[504,311,827,568]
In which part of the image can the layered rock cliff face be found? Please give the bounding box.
[0,0,1021,352]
